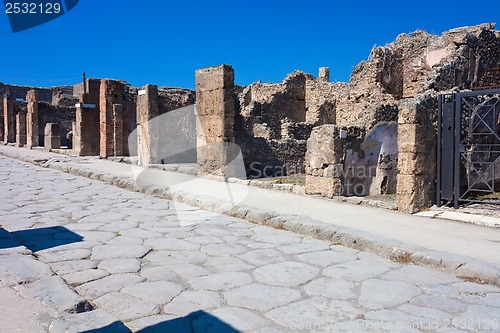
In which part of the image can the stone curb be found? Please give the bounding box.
[1,149,499,288]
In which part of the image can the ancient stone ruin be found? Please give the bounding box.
[1,23,499,213]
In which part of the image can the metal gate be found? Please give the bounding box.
[437,89,500,208]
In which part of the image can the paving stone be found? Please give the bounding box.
[411,294,468,314]
[190,272,253,291]
[200,243,248,256]
[381,265,460,286]
[91,245,151,260]
[359,279,422,310]
[224,283,301,312]
[478,293,500,308]
[398,304,452,324]
[49,260,98,276]
[323,259,396,281]
[140,265,180,282]
[423,284,460,298]
[0,254,53,286]
[304,277,357,300]
[93,292,159,322]
[163,290,221,316]
[105,235,144,246]
[246,242,277,249]
[296,250,358,266]
[277,239,330,255]
[252,232,302,245]
[37,249,92,263]
[98,221,139,232]
[239,249,288,266]
[193,307,267,332]
[49,309,131,333]
[205,256,255,272]
[75,273,144,300]
[451,281,500,295]
[145,238,201,251]
[364,309,441,331]
[253,261,319,287]
[80,212,127,224]
[77,231,116,243]
[195,227,232,237]
[126,314,186,333]
[453,305,500,332]
[98,258,141,274]
[62,269,110,287]
[184,235,226,245]
[266,297,360,329]
[64,223,105,232]
[122,281,183,304]
[119,228,163,239]
[16,276,91,313]
[144,251,209,265]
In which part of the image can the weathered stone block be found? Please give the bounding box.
[137,84,160,165]
[305,175,342,198]
[44,123,60,151]
[305,125,343,169]
[195,65,234,92]
[396,174,434,213]
[15,112,26,147]
[398,124,429,154]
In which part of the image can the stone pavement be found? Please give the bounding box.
[1,145,500,285]
[1,156,500,332]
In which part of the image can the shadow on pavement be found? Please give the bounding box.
[0,226,83,252]
[81,310,241,333]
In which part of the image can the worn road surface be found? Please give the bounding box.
[1,156,500,333]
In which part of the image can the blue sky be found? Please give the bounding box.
[0,0,499,89]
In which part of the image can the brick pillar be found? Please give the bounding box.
[26,89,39,148]
[74,94,100,156]
[44,123,60,151]
[100,80,125,157]
[137,85,160,165]
[3,96,15,143]
[195,65,236,175]
[15,113,27,147]
[113,103,123,156]
[396,95,437,213]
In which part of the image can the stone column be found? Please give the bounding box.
[137,85,160,165]
[396,94,437,213]
[113,103,123,157]
[15,113,27,147]
[26,89,39,148]
[74,94,100,156]
[3,96,15,143]
[100,80,125,158]
[195,65,236,175]
[319,67,330,82]
[44,123,60,151]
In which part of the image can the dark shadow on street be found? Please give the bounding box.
[81,310,241,333]
[0,226,83,252]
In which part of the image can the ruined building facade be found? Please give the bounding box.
[2,24,500,214]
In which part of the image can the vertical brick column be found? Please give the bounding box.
[74,94,100,156]
[396,95,437,213]
[195,65,236,175]
[137,84,160,165]
[15,112,26,147]
[100,80,126,157]
[113,103,123,157]
[3,96,15,143]
[44,123,60,151]
[26,89,39,148]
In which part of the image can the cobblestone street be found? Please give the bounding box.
[1,156,500,333]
